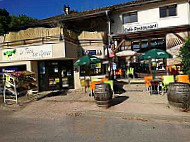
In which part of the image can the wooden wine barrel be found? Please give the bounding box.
[94,83,113,107]
[167,83,190,109]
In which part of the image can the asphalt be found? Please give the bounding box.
[1,111,190,142]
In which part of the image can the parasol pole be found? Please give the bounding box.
[149,59,152,74]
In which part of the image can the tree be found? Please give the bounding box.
[0,8,37,35]
[0,9,11,35]
[9,14,37,30]
[179,38,190,75]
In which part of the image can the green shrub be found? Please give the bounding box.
[186,70,190,77]
[179,38,190,74]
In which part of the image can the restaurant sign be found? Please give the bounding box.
[124,22,158,33]
[2,44,53,61]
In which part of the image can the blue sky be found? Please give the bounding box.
[0,0,131,19]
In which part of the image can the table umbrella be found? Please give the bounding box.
[138,49,172,78]
[74,54,101,66]
[116,50,136,57]
[74,54,101,93]
[139,48,172,60]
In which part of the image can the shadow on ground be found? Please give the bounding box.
[0,96,3,104]
[37,90,68,101]
[109,96,129,107]
[114,81,127,94]
[129,82,144,84]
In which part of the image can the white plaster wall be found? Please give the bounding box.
[0,41,79,62]
[81,43,105,59]
[158,3,189,28]
[31,61,39,91]
[74,67,81,89]
[111,2,190,34]
[65,41,78,59]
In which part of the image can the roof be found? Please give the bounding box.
[29,0,165,27]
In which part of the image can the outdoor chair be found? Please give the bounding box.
[115,69,123,77]
[103,80,114,95]
[80,79,90,93]
[144,75,153,91]
[90,81,101,96]
[91,78,101,82]
[101,78,109,82]
[126,68,134,78]
[80,79,86,88]
[161,75,175,93]
[176,75,189,84]
[90,79,114,96]
[178,66,184,75]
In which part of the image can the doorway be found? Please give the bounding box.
[38,60,74,92]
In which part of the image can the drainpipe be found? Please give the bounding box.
[106,10,111,44]
[105,10,112,79]
[188,0,190,31]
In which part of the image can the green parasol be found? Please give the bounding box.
[139,49,172,79]
[74,54,101,93]
[74,54,101,66]
[139,49,172,60]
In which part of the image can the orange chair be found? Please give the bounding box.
[144,75,153,91]
[90,81,101,92]
[115,69,123,76]
[176,75,190,83]
[101,78,109,82]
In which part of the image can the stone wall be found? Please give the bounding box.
[0,36,4,44]
[4,27,62,42]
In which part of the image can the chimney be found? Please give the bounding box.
[64,5,70,15]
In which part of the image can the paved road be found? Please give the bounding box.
[1,109,190,142]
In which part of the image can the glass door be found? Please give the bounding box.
[61,67,69,88]
[48,62,61,90]
[60,60,74,89]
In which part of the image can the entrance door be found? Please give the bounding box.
[38,60,74,91]
[47,62,61,90]
[60,61,74,89]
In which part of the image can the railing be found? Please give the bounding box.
[79,39,107,46]
[0,35,66,48]
[0,35,107,48]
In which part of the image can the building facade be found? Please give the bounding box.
[109,0,190,74]
[0,28,78,91]
[111,0,190,34]
[1,0,190,92]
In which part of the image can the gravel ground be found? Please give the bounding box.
[1,79,189,121]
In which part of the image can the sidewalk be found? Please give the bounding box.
[1,78,190,122]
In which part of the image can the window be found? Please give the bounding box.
[88,50,96,55]
[160,4,177,18]
[132,42,140,52]
[132,38,165,53]
[141,41,148,49]
[123,12,137,24]
[151,38,165,49]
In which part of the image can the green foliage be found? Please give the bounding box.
[0,9,11,35]
[0,9,37,35]
[186,70,190,76]
[9,14,37,30]
[179,38,190,74]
